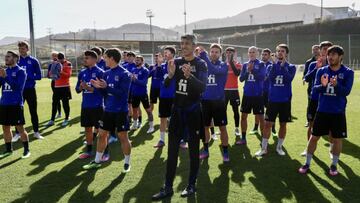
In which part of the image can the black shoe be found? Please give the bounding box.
[180,185,196,197]
[152,187,174,201]
[123,163,131,173]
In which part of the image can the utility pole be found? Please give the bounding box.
[47,27,52,52]
[320,0,323,20]
[184,0,187,34]
[72,32,78,74]
[146,9,155,55]
[27,0,36,57]
[93,21,97,40]
[250,14,254,25]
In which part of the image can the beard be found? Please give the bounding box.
[329,60,340,66]
[5,61,12,66]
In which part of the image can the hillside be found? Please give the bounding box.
[172,3,331,33]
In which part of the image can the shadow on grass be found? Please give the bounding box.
[0,157,21,170]
[27,136,83,176]
[128,123,159,148]
[12,153,100,202]
[0,116,81,153]
[11,158,99,203]
[11,130,119,203]
[123,148,166,203]
[229,143,331,202]
[339,139,360,161]
[244,144,330,202]
[196,145,230,203]
[312,156,360,202]
[322,136,360,161]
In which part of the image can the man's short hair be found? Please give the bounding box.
[248,46,258,52]
[320,41,333,49]
[105,48,121,63]
[262,48,272,55]
[84,50,98,59]
[136,55,144,62]
[276,44,289,54]
[312,45,320,49]
[51,51,59,56]
[225,47,236,52]
[17,41,29,49]
[327,45,344,56]
[99,47,106,55]
[210,43,223,53]
[155,52,162,57]
[181,34,197,45]
[91,47,102,56]
[127,51,136,58]
[7,51,19,59]
[58,52,65,60]
[164,46,176,55]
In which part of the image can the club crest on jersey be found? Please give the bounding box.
[27,60,32,65]
[92,73,96,78]
[338,73,344,79]
[115,76,119,81]
[254,65,259,69]
[12,72,16,77]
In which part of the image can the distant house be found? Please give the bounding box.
[324,7,359,20]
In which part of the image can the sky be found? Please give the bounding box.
[0,0,359,39]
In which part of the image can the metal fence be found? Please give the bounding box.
[223,34,360,69]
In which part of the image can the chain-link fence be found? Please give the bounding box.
[223,34,360,69]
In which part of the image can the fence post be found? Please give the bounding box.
[287,34,290,62]
[254,34,257,47]
[348,34,351,66]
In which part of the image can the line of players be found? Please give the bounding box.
[0,36,354,198]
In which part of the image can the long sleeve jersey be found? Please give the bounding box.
[313,65,354,114]
[164,57,208,108]
[0,65,27,106]
[75,66,104,109]
[18,55,41,89]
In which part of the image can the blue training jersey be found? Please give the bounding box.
[123,62,136,73]
[263,61,272,94]
[313,65,354,114]
[0,65,27,106]
[268,61,296,103]
[75,66,105,109]
[199,51,228,101]
[100,65,131,113]
[160,62,175,98]
[304,61,324,101]
[240,59,266,97]
[130,66,149,96]
[97,58,109,71]
[18,55,41,89]
[149,64,162,89]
